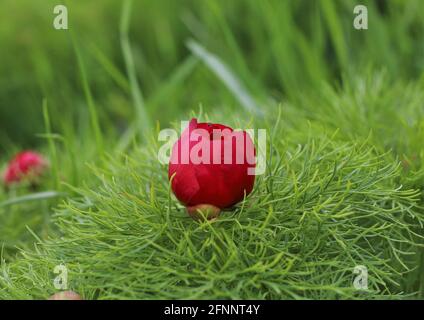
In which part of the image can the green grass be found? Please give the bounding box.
[1,120,423,299]
[1,0,424,299]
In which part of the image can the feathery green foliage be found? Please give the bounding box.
[1,120,423,299]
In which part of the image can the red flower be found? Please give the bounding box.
[48,291,82,300]
[168,119,256,219]
[2,151,48,186]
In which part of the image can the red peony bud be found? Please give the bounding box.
[48,291,82,300]
[2,151,48,186]
[168,118,256,218]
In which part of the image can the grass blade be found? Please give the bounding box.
[0,191,65,208]
[42,99,60,190]
[71,32,104,154]
[120,0,151,137]
[186,39,263,116]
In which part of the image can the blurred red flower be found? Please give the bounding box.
[2,151,48,186]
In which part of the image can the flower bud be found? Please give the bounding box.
[169,119,256,219]
[48,291,82,300]
[2,151,48,186]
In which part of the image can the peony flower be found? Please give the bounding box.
[48,291,82,300]
[168,118,256,220]
[2,151,48,186]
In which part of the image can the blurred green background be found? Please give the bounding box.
[1,0,423,151]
